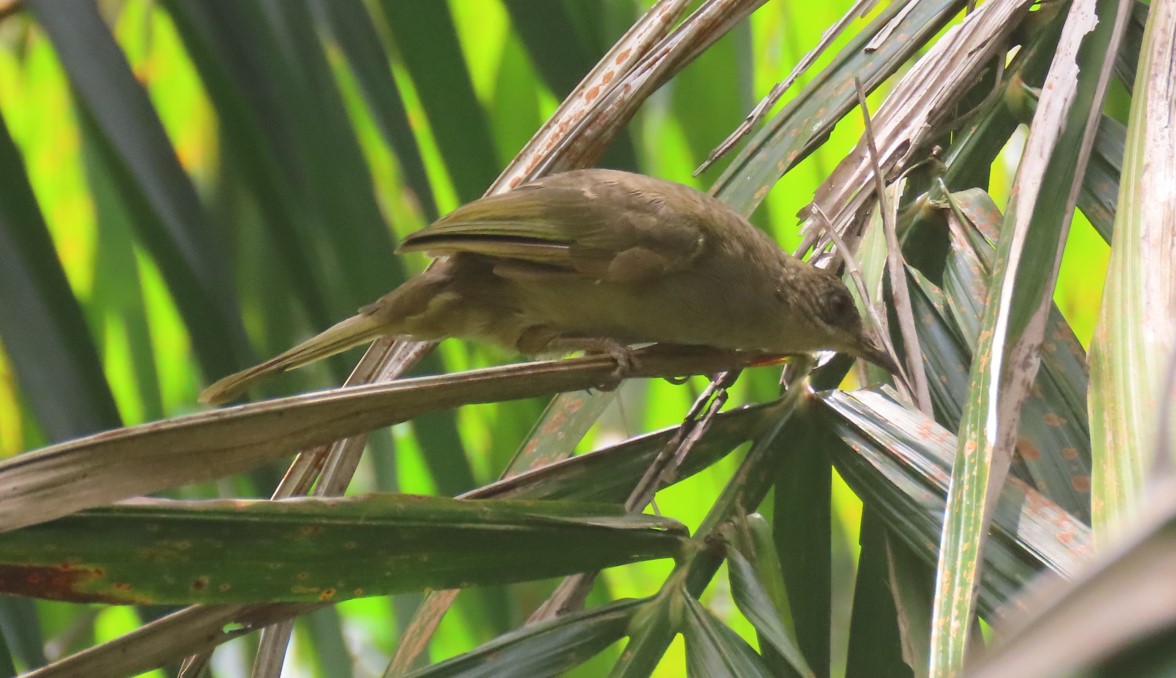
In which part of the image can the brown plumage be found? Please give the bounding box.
[199,169,894,405]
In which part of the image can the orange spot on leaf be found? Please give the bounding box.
[1017,438,1041,460]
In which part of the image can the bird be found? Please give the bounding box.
[199,169,895,405]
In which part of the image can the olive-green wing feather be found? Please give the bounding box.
[397,171,709,284]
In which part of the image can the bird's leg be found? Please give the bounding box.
[624,343,729,385]
[516,328,639,389]
[557,337,639,391]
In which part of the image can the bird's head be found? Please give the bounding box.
[793,268,898,374]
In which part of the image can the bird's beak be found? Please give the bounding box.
[854,330,901,375]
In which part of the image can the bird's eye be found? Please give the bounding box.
[822,290,857,326]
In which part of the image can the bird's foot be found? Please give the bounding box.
[517,329,641,391]
[591,339,639,391]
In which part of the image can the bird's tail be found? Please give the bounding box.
[199,313,387,405]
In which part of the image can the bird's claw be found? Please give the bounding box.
[593,343,639,392]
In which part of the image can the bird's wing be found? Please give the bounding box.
[396,172,709,284]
